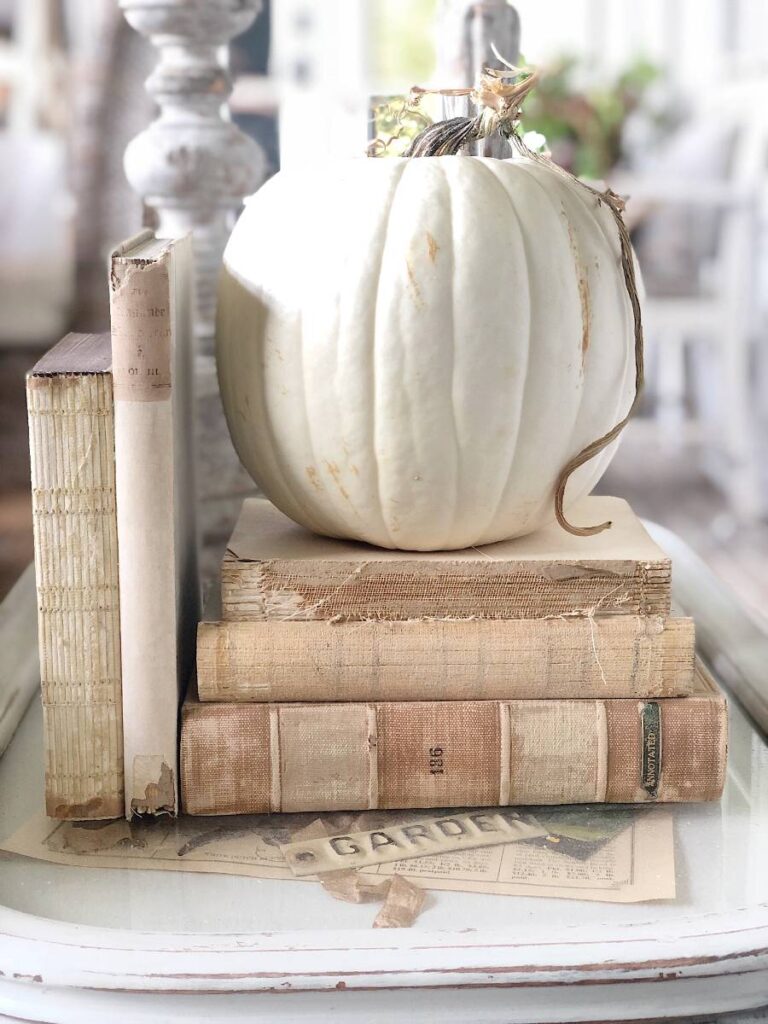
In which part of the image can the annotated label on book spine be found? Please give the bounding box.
[640,701,662,798]
[111,259,172,402]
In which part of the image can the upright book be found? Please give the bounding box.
[110,230,199,817]
[27,333,123,819]
[181,662,727,814]
[221,496,671,622]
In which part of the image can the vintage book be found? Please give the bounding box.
[197,614,696,702]
[181,661,727,814]
[221,496,671,622]
[27,333,124,819]
[110,231,199,817]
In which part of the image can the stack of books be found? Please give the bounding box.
[181,497,728,815]
[25,226,728,822]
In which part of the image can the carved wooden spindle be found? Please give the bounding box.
[119,0,266,355]
[120,0,267,574]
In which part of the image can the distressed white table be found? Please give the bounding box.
[1,526,768,1023]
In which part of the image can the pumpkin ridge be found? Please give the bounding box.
[565,177,638,487]
[508,159,596,519]
[309,188,373,534]
[550,164,638,473]
[217,269,308,528]
[289,214,348,539]
[513,148,643,534]
[473,159,546,541]
[523,160,635,496]
[435,159,463,549]
[370,160,410,548]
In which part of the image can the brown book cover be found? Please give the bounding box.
[197,614,696,702]
[27,333,124,819]
[221,496,671,622]
[181,661,727,814]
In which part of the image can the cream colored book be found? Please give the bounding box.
[197,614,696,702]
[110,231,199,818]
[181,661,727,815]
[221,496,671,621]
[27,333,123,819]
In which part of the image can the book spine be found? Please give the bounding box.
[181,691,727,814]
[110,247,195,817]
[27,370,124,819]
[221,558,671,622]
[197,616,696,702]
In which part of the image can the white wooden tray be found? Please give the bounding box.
[1,529,767,1023]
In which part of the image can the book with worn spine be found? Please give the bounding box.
[197,614,696,702]
[181,661,727,815]
[27,333,124,819]
[110,230,199,818]
[221,496,671,622]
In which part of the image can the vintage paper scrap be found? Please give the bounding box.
[0,806,675,903]
[288,818,394,906]
[281,809,547,876]
[318,869,393,905]
[286,818,425,924]
[290,818,330,843]
[362,808,675,903]
[373,875,425,928]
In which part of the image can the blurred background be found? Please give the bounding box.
[1,0,768,621]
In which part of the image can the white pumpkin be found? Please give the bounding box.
[217,154,637,551]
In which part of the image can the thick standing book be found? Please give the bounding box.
[110,230,199,817]
[27,333,123,819]
[197,614,696,702]
[221,496,671,622]
[181,661,727,814]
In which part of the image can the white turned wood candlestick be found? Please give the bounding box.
[119,0,266,355]
[119,1,267,573]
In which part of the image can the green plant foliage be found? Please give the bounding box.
[368,93,440,158]
[367,49,668,174]
[520,55,665,177]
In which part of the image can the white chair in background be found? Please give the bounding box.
[0,132,74,344]
[617,81,768,521]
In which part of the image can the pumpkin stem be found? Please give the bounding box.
[406,68,644,538]
[405,67,539,157]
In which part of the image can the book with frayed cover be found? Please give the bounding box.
[181,661,727,814]
[196,614,696,702]
[221,496,672,622]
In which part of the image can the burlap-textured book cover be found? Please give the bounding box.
[221,496,671,622]
[27,333,124,819]
[181,662,727,815]
[197,614,696,702]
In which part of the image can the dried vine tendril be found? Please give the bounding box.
[404,64,644,538]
